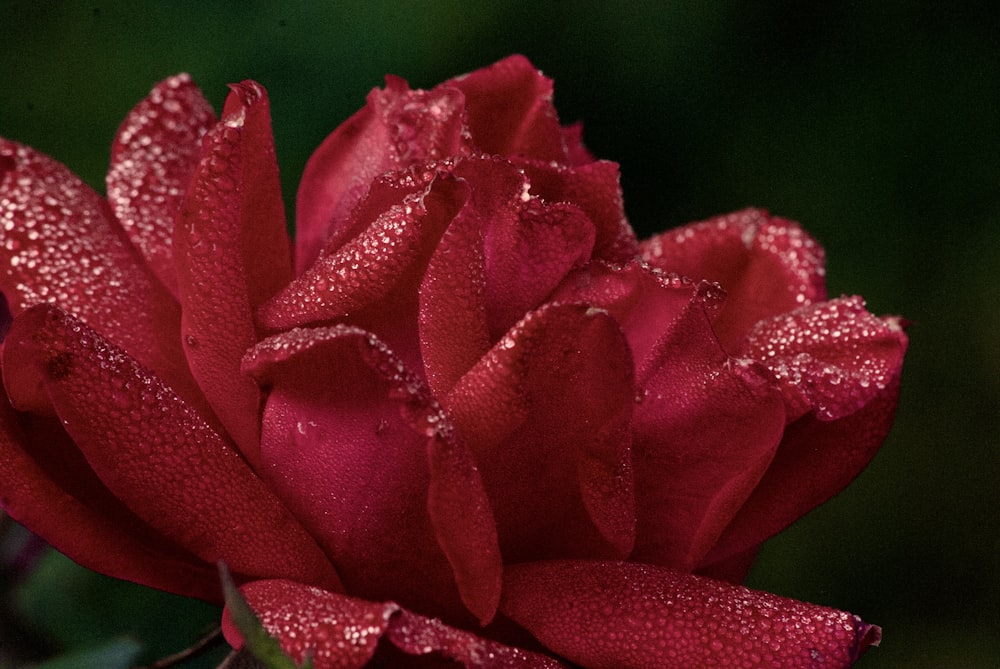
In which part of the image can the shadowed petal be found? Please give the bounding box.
[704,374,905,568]
[501,560,881,669]
[244,326,501,624]
[174,80,292,465]
[0,386,220,601]
[222,579,566,668]
[550,261,700,374]
[632,284,786,570]
[516,158,636,263]
[447,303,635,562]
[445,54,566,163]
[3,304,340,591]
[106,73,216,297]
[640,209,827,352]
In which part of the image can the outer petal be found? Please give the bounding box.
[445,54,567,163]
[0,138,202,408]
[174,80,292,464]
[3,304,340,591]
[741,296,907,421]
[243,326,501,624]
[222,579,566,669]
[704,375,905,568]
[0,386,220,600]
[295,78,469,272]
[501,560,881,669]
[106,73,216,297]
[639,208,827,352]
[446,303,636,561]
[631,284,786,570]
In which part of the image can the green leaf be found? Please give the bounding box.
[218,563,311,669]
[13,548,226,667]
[30,637,142,669]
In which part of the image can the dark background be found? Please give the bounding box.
[1,2,997,667]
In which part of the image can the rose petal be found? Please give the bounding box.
[244,325,501,624]
[106,73,216,297]
[631,283,786,570]
[295,78,469,272]
[222,579,566,669]
[0,138,202,407]
[501,560,881,669]
[174,80,292,464]
[446,54,567,163]
[550,261,702,374]
[3,304,341,590]
[447,303,635,561]
[741,296,908,421]
[516,157,636,263]
[0,385,220,601]
[704,374,904,567]
[639,208,827,351]
[452,157,596,341]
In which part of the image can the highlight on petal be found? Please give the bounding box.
[106,72,217,296]
[244,325,501,624]
[501,560,881,669]
[222,579,566,669]
[3,304,341,591]
[446,303,636,562]
[631,284,786,570]
[262,167,466,330]
[741,296,908,421]
[639,208,827,351]
[173,79,292,465]
[0,138,203,408]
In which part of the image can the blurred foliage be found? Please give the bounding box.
[1,1,998,666]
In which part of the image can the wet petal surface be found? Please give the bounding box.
[501,560,881,669]
[106,73,216,296]
[3,304,340,590]
[223,579,566,669]
[244,325,501,624]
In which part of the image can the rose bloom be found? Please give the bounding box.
[0,56,906,668]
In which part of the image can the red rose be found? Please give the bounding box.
[0,56,906,667]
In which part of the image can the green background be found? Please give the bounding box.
[1,1,997,667]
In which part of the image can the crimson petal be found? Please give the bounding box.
[173,80,292,464]
[516,157,637,263]
[705,375,904,568]
[639,208,827,352]
[3,304,340,590]
[446,303,635,561]
[741,296,908,421]
[222,579,566,669]
[243,326,501,624]
[501,560,881,669]
[0,138,202,407]
[106,73,216,297]
[631,283,786,570]
[294,78,469,273]
[445,55,566,163]
[0,386,219,600]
